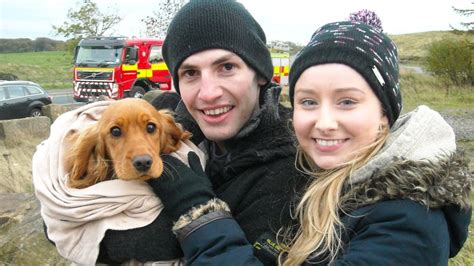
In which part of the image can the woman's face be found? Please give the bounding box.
[292,63,388,170]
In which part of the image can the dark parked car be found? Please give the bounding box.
[0,80,52,120]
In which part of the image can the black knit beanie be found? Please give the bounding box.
[162,0,273,94]
[289,21,402,126]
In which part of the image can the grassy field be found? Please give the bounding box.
[400,69,474,111]
[0,51,73,89]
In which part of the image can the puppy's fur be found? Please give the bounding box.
[66,98,190,189]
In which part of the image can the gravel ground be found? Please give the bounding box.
[440,109,474,141]
[438,109,474,172]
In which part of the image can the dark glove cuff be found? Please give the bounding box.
[173,198,231,241]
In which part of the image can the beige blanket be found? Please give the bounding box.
[32,100,205,265]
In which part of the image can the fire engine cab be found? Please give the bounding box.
[72,37,171,102]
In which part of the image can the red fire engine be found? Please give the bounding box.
[271,52,290,86]
[269,41,290,86]
[72,37,171,102]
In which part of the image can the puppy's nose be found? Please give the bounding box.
[133,155,153,172]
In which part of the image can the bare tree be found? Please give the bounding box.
[142,0,189,38]
[451,2,474,32]
[53,0,121,40]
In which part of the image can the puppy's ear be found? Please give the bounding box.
[158,110,191,154]
[67,125,110,188]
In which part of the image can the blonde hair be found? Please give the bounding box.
[281,126,390,265]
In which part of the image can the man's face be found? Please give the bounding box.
[178,49,265,144]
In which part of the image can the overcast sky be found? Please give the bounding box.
[0,0,471,45]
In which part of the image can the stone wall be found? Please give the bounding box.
[0,104,81,263]
[0,193,68,264]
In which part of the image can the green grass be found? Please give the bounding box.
[399,70,474,112]
[0,51,73,89]
[458,138,474,152]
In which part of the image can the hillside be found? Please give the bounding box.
[390,30,474,64]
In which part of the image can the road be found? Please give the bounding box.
[47,89,77,105]
[400,65,425,74]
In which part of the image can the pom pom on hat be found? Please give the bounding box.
[349,9,383,32]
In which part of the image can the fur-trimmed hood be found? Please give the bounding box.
[342,105,471,210]
[341,151,471,211]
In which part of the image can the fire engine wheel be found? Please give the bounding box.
[130,86,146,98]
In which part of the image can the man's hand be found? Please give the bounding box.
[148,152,215,221]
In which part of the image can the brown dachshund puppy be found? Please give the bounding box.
[66,98,191,189]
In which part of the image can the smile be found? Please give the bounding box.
[315,138,346,146]
[203,106,232,116]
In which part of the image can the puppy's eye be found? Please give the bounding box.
[110,126,121,137]
[146,123,156,133]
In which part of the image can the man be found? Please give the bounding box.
[98,0,307,264]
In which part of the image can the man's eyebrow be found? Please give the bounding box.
[179,53,236,71]
[211,53,235,66]
[179,63,196,71]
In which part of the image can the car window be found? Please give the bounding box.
[26,85,43,95]
[0,87,5,100]
[124,46,138,64]
[7,85,27,99]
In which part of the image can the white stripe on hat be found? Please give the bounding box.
[372,65,385,86]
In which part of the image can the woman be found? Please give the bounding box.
[285,20,472,265]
